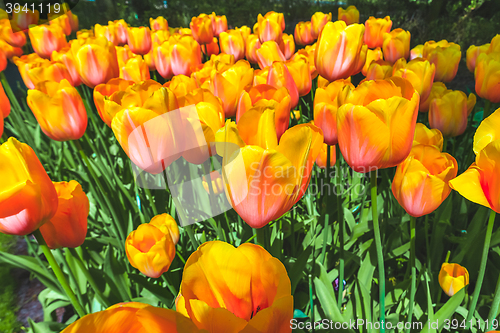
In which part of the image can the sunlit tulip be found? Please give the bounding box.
[93,78,134,126]
[422,40,461,82]
[116,45,135,72]
[212,13,228,37]
[121,56,150,82]
[49,14,72,36]
[364,16,392,48]
[337,77,419,172]
[29,24,67,58]
[294,43,318,79]
[149,213,180,245]
[164,74,198,99]
[246,34,262,64]
[61,302,202,333]
[236,25,251,42]
[314,79,354,146]
[392,58,436,102]
[364,59,393,81]
[410,44,424,60]
[316,144,336,169]
[190,14,214,45]
[413,123,443,151]
[267,61,299,109]
[192,53,235,86]
[94,23,118,45]
[362,47,383,76]
[428,90,476,138]
[111,19,128,45]
[392,144,457,217]
[352,44,368,75]
[202,171,225,196]
[39,181,89,249]
[151,29,170,46]
[150,16,168,31]
[25,61,74,88]
[382,28,410,63]
[279,33,295,60]
[314,21,365,82]
[13,53,48,89]
[51,46,82,86]
[466,44,490,72]
[311,12,332,39]
[253,67,270,86]
[126,223,175,278]
[27,79,87,141]
[475,52,500,103]
[338,6,359,26]
[177,241,293,333]
[0,137,58,236]
[144,49,155,71]
[294,21,314,46]
[219,29,246,61]
[12,8,39,31]
[0,83,10,138]
[127,26,152,55]
[473,107,500,155]
[162,35,202,78]
[0,19,26,47]
[257,11,284,43]
[76,28,94,41]
[438,263,469,297]
[256,40,285,69]
[419,81,447,112]
[71,37,120,88]
[286,55,312,96]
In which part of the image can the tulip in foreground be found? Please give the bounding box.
[439,263,469,297]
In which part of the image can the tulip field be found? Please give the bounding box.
[1,1,500,332]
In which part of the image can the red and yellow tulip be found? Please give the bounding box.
[382,28,410,64]
[338,6,359,26]
[256,40,286,69]
[474,52,500,103]
[392,58,436,102]
[149,213,180,245]
[364,16,392,49]
[219,29,246,61]
[422,40,461,82]
[150,16,168,31]
[29,24,68,59]
[190,14,214,45]
[294,21,314,46]
[311,12,332,38]
[256,11,284,43]
[127,26,152,55]
[93,78,134,126]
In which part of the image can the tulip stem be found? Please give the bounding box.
[442,138,447,152]
[370,171,385,332]
[487,272,500,329]
[406,215,417,333]
[484,99,492,119]
[336,144,345,311]
[465,209,496,329]
[33,230,87,318]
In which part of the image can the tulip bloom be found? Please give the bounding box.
[311,12,332,38]
[121,56,150,83]
[256,41,286,69]
[0,137,58,236]
[149,213,180,245]
[473,107,500,155]
[150,16,168,31]
[362,47,384,76]
[279,33,295,60]
[364,59,393,81]
[267,61,299,109]
[127,26,152,55]
[51,46,82,86]
[392,144,457,217]
[25,61,74,88]
[337,77,419,172]
[364,16,392,49]
[316,144,336,169]
[29,24,68,59]
[294,43,318,79]
[314,21,365,82]
[338,6,359,26]
[13,53,48,89]
[256,12,284,43]
[164,74,198,99]
[428,90,476,138]
[438,263,469,297]
[39,181,89,249]
[413,123,443,151]
[190,14,214,45]
[294,21,314,46]
[155,35,202,78]
[50,14,72,36]
[71,37,120,88]
[0,83,10,139]
[422,40,461,82]
[475,52,500,103]
[419,82,448,112]
[94,23,119,45]
[466,43,490,72]
[27,79,87,141]
[93,78,134,126]
[219,30,246,61]
[177,241,293,333]
[12,8,39,31]
[0,19,26,47]
[410,44,424,60]
[392,58,436,102]
[382,28,410,63]
[245,34,262,64]
[212,13,228,37]
[286,55,312,96]
[112,19,128,45]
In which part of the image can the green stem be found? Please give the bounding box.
[371,171,385,332]
[309,273,314,321]
[484,99,492,119]
[336,144,345,310]
[488,273,500,328]
[406,215,417,332]
[465,209,496,329]
[33,230,86,317]
[424,214,431,280]
[442,138,447,152]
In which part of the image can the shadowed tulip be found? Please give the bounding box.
[311,12,332,38]
[475,52,500,103]
[149,213,180,245]
[466,43,490,72]
[0,137,58,236]
[93,78,134,126]
[364,59,393,81]
[257,11,284,43]
[438,263,469,297]
[362,47,383,76]
[316,144,336,169]
[382,28,410,63]
[39,180,89,249]
[150,16,168,31]
[267,61,299,109]
[392,58,436,102]
[419,81,448,112]
[422,40,461,82]
[413,123,443,151]
[190,14,214,45]
[12,8,39,31]
[0,19,26,47]
[27,79,88,141]
[338,6,359,26]
[29,24,68,59]
[294,21,314,46]
[364,16,392,48]
[245,34,262,64]
[256,40,285,69]
[219,29,246,61]
[127,26,152,55]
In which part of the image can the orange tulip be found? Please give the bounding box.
[352,44,368,76]
[236,25,251,42]
[256,40,285,69]
[25,61,74,88]
[472,107,500,155]
[127,26,152,55]
[27,79,88,141]
[71,37,120,88]
[364,59,393,81]
[382,28,410,63]
[13,53,48,89]
[149,213,180,245]
[466,43,490,72]
[489,34,500,53]
[164,74,198,99]
[76,28,94,42]
[286,55,312,96]
[422,40,461,82]
[49,14,72,36]
[279,33,295,60]
[314,21,365,82]
[11,8,39,31]
[363,16,392,49]
[51,46,82,86]
[177,241,293,333]
[294,21,314,46]
[150,16,168,31]
[295,43,318,79]
[316,144,336,169]
[392,58,436,102]
[338,6,359,26]
[94,23,119,45]
[267,61,299,109]
[419,81,448,112]
[202,170,225,196]
[410,44,424,60]
[413,123,443,151]
[337,77,419,172]
[253,67,270,86]
[29,24,68,59]
[219,29,246,61]
[0,19,26,47]
[257,11,284,43]
[311,12,332,39]
[475,52,500,103]
[314,79,354,146]
[0,137,58,236]
[155,35,202,78]
[428,89,476,138]
[438,263,469,297]
[392,144,457,217]
[212,13,228,37]
[190,14,214,45]
[121,56,150,83]
[111,19,128,45]
[0,51,5,73]
[362,47,384,76]
[0,83,10,138]
[192,53,235,87]
[39,180,89,249]
[93,78,134,126]
[0,39,23,59]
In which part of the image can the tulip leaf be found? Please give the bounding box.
[421,286,465,333]
[28,318,67,333]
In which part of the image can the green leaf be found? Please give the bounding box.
[421,286,466,333]
[28,319,66,333]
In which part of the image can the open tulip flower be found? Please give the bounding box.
[474,52,500,103]
[294,21,314,46]
[362,47,384,76]
[422,40,461,82]
[27,79,88,141]
[338,6,359,26]
[392,58,436,102]
[337,76,419,172]
[29,24,68,59]
[0,137,58,236]
[364,16,392,49]
[311,12,332,38]
[127,26,152,55]
[219,29,246,61]
[438,263,469,297]
[382,28,411,64]
[176,241,293,332]
[413,123,443,151]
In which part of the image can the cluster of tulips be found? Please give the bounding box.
[1,2,500,332]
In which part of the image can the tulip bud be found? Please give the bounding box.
[413,123,443,151]
[279,33,295,60]
[257,12,284,43]
[29,24,68,59]
[121,56,150,83]
[475,52,500,103]
[212,13,228,37]
[51,46,82,86]
[0,19,27,47]
[364,59,393,81]
[311,12,332,38]
[94,23,119,45]
[190,14,214,45]
[127,26,152,55]
[382,28,411,64]
[267,61,299,109]
[364,16,392,48]
[338,6,359,26]
[362,47,384,76]
[410,44,424,60]
[438,263,469,297]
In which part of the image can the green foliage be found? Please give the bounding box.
[0,233,22,333]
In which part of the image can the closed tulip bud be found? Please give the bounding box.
[0,137,58,235]
[364,16,392,48]
[410,44,424,60]
[190,14,214,45]
[311,12,333,39]
[466,44,490,72]
[294,21,314,46]
[150,16,168,31]
[475,52,500,103]
[419,81,448,112]
[26,61,74,88]
[235,25,251,42]
[202,171,225,196]
[219,30,246,61]
[0,19,26,47]
[337,77,419,172]
[149,213,179,245]
[245,34,261,64]
[392,144,457,217]
[212,13,228,37]
[93,78,134,126]
[171,35,202,77]
[94,23,118,45]
[27,79,88,141]
[267,61,299,109]
[39,181,89,249]
[364,59,393,81]
[12,8,39,31]
[0,83,10,137]
[127,26,152,55]
[392,58,436,102]
[338,6,359,26]
[438,263,469,297]
[286,55,312,96]
[256,40,285,69]
[362,47,384,76]
[413,123,443,151]
[428,90,476,138]
[279,33,295,60]
[423,40,461,82]
[257,12,284,43]
[51,46,82,86]
[126,224,175,278]
[382,28,410,63]
[314,79,354,146]
[111,19,128,45]
[29,24,67,59]
[316,144,336,169]
[71,37,120,88]
[314,21,365,82]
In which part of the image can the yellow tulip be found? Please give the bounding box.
[127,26,152,55]
[475,52,500,103]
[149,213,179,245]
[438,263,469,297]
[422,40,461,82]
[337,6,359,26]
[392,58,436,102]
[29,24,68,59]
[466,43,490,73]
[382,28,411,64]
[413,123,443,151]
[363,16,392,48]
